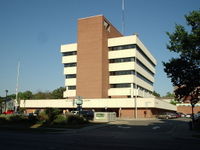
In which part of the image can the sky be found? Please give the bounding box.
[0,0,199,97]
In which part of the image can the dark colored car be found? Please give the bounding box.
[80,110,94,120]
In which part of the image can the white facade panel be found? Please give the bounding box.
[108,88,131,96]
[64,67,77,75]
[63,90,76,97]
[20,98,177,111]
[108,35,136,47]
[109,75,133,84]
[136,77,153,91]
[65,79,76,86]
[108,49,136,59]
[136,52,155,73]
[136,64,154,82]
[109,62,134,71]
[136,38,156,65]
[60,43,77,52]
[62,55,77,63]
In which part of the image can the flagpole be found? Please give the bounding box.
[15,61,20,111]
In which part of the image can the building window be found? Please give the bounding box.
[62,51,77,56]
[110,70,135,76]
[64,63,77,67]
[65,74,76,79]
[68,86,76,90]
[137,72,153,85]
[135,45,155,67]
[109,57,135,63]
[137,85,152,94]
[136,59,154,76]
[109,44,156,67]
[110,83,131,88]
[109,44,136,51]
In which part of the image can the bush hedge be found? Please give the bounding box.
[0,108,89,127]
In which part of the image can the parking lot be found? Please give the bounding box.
[0,118,200,150]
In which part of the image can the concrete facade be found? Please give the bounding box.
[20,98,177,118]
[61,15,156,99]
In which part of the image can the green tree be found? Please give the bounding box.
[22,91,33,99]
[32,91,52,99]
[163,10,200,103]
[51,87,65,99]
[163,92,175,98]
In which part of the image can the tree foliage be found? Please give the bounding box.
[5,87,65,100]
[162,92,175,99]
[163,10,200,103]
[51,87,65,99]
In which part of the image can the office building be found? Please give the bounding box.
[61,15,156,99]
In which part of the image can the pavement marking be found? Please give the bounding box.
[118,126,131,129]
[152,126,160,130]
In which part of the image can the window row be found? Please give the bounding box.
[137,85,153,94]
[110,83,131,88]
[110,70,135,76]
[62,51,77,56]
[109,57,135,63]
[108,44,156,67]
[64,62,77,67]
[65,74,76,79]
[109,44,136,51]
[136,45,156,67]
[110,83,152,94]
[68,86,76,90]
[136,59,154,76]
[137,72,153,85]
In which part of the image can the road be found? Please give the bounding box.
[0,118,199,150]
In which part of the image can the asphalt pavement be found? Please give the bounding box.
[0,118,199,150]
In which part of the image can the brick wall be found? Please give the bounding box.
[177,106,200,114]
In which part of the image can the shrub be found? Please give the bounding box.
[38,111,49,123]
[0,114,31,124]
[52,115,66,125]
[66,115,87,125]
[44,108,62,124]
[9,114,27,123]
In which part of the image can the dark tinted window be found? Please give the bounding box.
[109,57,135,63]
[62,51,77,56]
[65,74,76,78]
[110,70,135,76]
[64,63,77,67]
[110,83,131,88]
[68,86,76,90]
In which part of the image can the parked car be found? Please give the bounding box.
[3,110,14,114]
[185,114,192,118]
[175,112,181,118]
[157,112,177,119]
